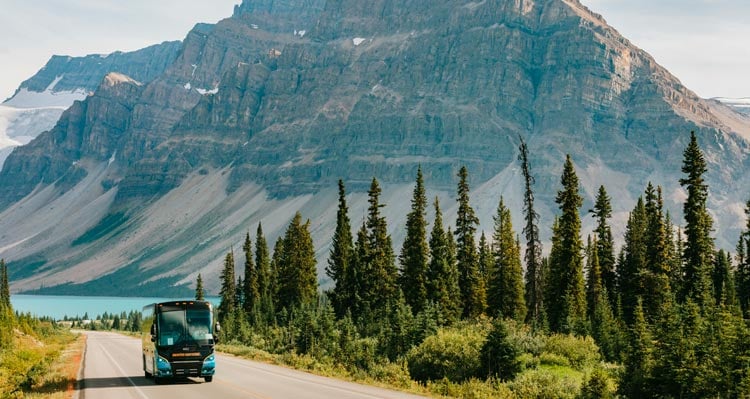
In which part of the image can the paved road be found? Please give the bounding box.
[77,331,425,399]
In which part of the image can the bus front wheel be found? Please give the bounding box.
[204,376,213,383]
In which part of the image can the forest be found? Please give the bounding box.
[206,131,750,398]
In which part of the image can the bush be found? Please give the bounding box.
[480,319,521,380]
[509,369,580,399]
[427,377,515,399]
[406,325,486,382]
[579,368,615,399]
[539,352,571,367]
[543,334,600,370]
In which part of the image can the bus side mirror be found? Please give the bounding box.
[150,323,156,340]
[214,322,221,344]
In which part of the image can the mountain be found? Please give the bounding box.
[0,42,183,168]
[715,98,750,116]
[0,0,748,296]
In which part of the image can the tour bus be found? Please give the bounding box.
[142,300,219,383]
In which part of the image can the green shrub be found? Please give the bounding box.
[509,368,580,399]
[539,352,571,367]
[406,325,486,382]
[579,368,615,399]
[543,334,600,370]
[427,377,515,399]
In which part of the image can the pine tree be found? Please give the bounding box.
[590,186,617,307]
[713,250,735,306]
[327,180,355,318]
[426,197,461,324]
[270,236,284,307]
[243,232,258,314]
[364,177,398,317]
[352,221,371,328]
[679,131,715,307]
[620,299,653,397]
[737,199,750,317]
[518,136,544,328]
[255,222,271,301]
[0,259,10,309]
[277,212,318,311]
[399,167,430,314]
[455,166,486,318]
[195,273,205,301]
[642,184,672,320]
[478,232,493,290]
[619,197,648,325]
[218,249,237,321]
[586,236,603,322]
[547,155,586,333]
[488,197,525,321]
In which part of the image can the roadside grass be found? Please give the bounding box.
[0,327,82,398]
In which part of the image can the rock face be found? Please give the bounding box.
[0,0,748,295]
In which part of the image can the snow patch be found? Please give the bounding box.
[191,64,198,77]
[184,82,192,91]
[294,30,306,38]
[108,151,117,166]
[196,87,219,95]
[45,75,64,92]
[251,24,259,29]
[4,87,87,109]
[353,37,366,46]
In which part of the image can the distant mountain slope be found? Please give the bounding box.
[0,0,747,295]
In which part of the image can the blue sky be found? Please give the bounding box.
[1,0,748,101]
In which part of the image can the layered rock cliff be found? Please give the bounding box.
[0,0,748,295]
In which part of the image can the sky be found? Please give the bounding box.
[0,0,748,101]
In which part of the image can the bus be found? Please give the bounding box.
[142,300,219,383]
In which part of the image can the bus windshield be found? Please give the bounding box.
[158,307,213,347]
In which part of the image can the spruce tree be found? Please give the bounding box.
[642,184,672,320]
[679,131,714,307]
[737,199,750,317]
[270,236,284,306]
[277,212,318,311]
[255,222,271,301]
[0,259,9,309]
[426,198,461,324]
[590,186,617,307]
[518,136,544,327]
[713,250,735,307]
[365,177,398,317]
[455,166,486,318]
[488,197,526,321]
[195,273,205,301]
[399,167,430,314]
[620,299,653,397]
[352,221,371,328]
[586,236,603,322]
[218,249,237,321]
[242,232,258,314]
[327,180,354,318]
[619,197,648,324]
[547,155,586,333]
[478,232,493,290]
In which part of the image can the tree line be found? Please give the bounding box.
[209,131,750,397]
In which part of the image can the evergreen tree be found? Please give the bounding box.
[620,299,653,397]
[255,222,271,301]
[679,131,715,307]
[327,180,355,318]
[478,232,493,290]
[277,212,318,311]
[619,197,647,325]
[547,155,586,333]
[737,199,750,317]
[488,197,525,321]
[642,184,672,320]
[195,273,205,301]
[351,221,370,328]
[242,232,258,314]
[0,259,10,309]
[590,186,617,308]
[426,198,461,324]
[713,250,735,306]
[364,177,398,317]
[218,249,237,321]
[518,136,544,327]
[399,167,430,314]
[270,236,284,307]
[586,236,603,322]
[455,166,486,318]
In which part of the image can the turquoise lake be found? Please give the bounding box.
[10,295,220,320]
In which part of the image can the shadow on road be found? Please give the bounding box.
[78,376,202,390]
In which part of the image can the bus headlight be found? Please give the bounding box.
[202,354,216,374]
[157,356,172,372]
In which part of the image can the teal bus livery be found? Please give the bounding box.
[142,300,219,383]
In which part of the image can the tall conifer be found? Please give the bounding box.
[426,198,461,324]
[399,167,430,314]
[327,180,354,317]
[488,197,525,321]
[277,212,318,310]
[218,249,237,320]
[0,259,10,309]
[255,223,271,301]
[591,186,617,307]
[455,166,486,318]
[679,131,714,307]
[620,197,647,324]
[518,137,544,327]
[243,232,258,314]
[195,273,205,301]
[547,155,586,333]
[736,199,750,317]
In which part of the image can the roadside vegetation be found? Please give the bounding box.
[0,260,82,398]
[204,132,750,398]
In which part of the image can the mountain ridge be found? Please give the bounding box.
[0,0,748,295]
